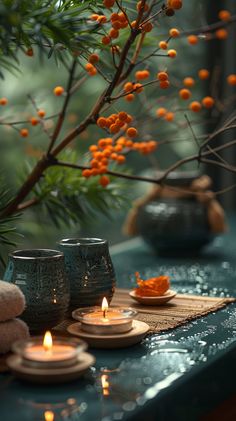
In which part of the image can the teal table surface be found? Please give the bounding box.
[1,215,236,421]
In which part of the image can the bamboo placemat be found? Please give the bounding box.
[111,288,236,333]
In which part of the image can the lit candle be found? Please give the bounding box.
[13,332,86,368]
[101,374,110,396]
[72,297,137,335]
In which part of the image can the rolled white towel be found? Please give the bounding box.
[0,280,25,322]
[0,318,29,354]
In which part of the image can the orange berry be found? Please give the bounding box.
[187,35,198,45]
[218,10,231,21]
[179,88,191,100]
[168,49,177,58]
[111,152,118,160]
[227,74,236,86]
[169,28,180,37]
[82,169,92,178]
[157,71,168,81]
[116,155,126,164]
[91,159,99,168]
[97,15,107,24]
[37,109,46,118]
[112,20,121,30]
[118,12,127,23]
[90,14,99,21]
[89,145,98,152]
[126,114,133,123]
[183,77,195,88]
[30,117,39,126]
[160,80,170,89]
[125,140,133,148]
[110,13,119,21]
[88,67,97,76]
[97,117,107,128]
[134,83,143,93]
[131,20,137,28]
[142,22,153,33]
[114,144,123,152]
[159,41,168,50]
[135,70,150,80]
[126,127,138,138]
[156,107,167,117]
[165,112,174,121]
[99,175,110,187]
[137,1,149,11]
[110,124,120,134]
[53,86,64,96]
[124,82,133,92]
[85,63,94,71]
[202,96,215,109]
[189,101,202,112]
[169,0,182,10]
[103,0,115,8]
[109,28,119,39]
[98,166,108,174]
[25,48,34,57]
[215,29,228,39]
[198,69,210,80]
[91,168,99,176]
[102,36,111,45]
[20,128,29,137]
[118,111,128,121]
[0,97,8,106]
[125,94,135,102]
[88,53,99,64]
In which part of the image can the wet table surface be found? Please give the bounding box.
[1,216,236,421]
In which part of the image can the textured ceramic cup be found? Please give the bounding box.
[3,249,70,332]
[58,238,116,310]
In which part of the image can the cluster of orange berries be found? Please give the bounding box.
[84,54,100,76]
[122,71,148,102]
[90,10,129,46]
[81,111,157,186]
[97,111,138,137]
[156,108,175,122]
[166,0,183,16]
[82,135,157,184]
[159,28,180,52]
[156,71,170,89]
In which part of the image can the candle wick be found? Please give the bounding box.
[103,308,107,319]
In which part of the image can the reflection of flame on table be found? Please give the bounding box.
[44,410,54,421]
[101,374,110,396]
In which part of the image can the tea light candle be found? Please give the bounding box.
[12,331,86,368]
[72,297,137,334]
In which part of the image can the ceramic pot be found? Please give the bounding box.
[58,238,116,310]
[3,249,70,331]
[136,172,213,254]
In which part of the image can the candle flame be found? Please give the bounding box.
[101,297,109,319]
[101,374,110,396]
[44,411,54,421]
[43,331,53,351]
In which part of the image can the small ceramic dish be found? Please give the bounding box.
[129,289,177,305]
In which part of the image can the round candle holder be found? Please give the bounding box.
[72,307,137,335]
[12,336,87,369]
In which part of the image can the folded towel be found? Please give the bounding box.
[0,318,29,354]
[0,280,25,322]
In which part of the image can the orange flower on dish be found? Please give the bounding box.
[134,272,170,296]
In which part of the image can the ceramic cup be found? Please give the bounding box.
[3,249,70,332]
[58,238,116,310]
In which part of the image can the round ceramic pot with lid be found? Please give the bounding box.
[136,171,214,254]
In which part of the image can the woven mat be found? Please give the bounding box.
[0,289,235,373]
[110,288,235,333]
